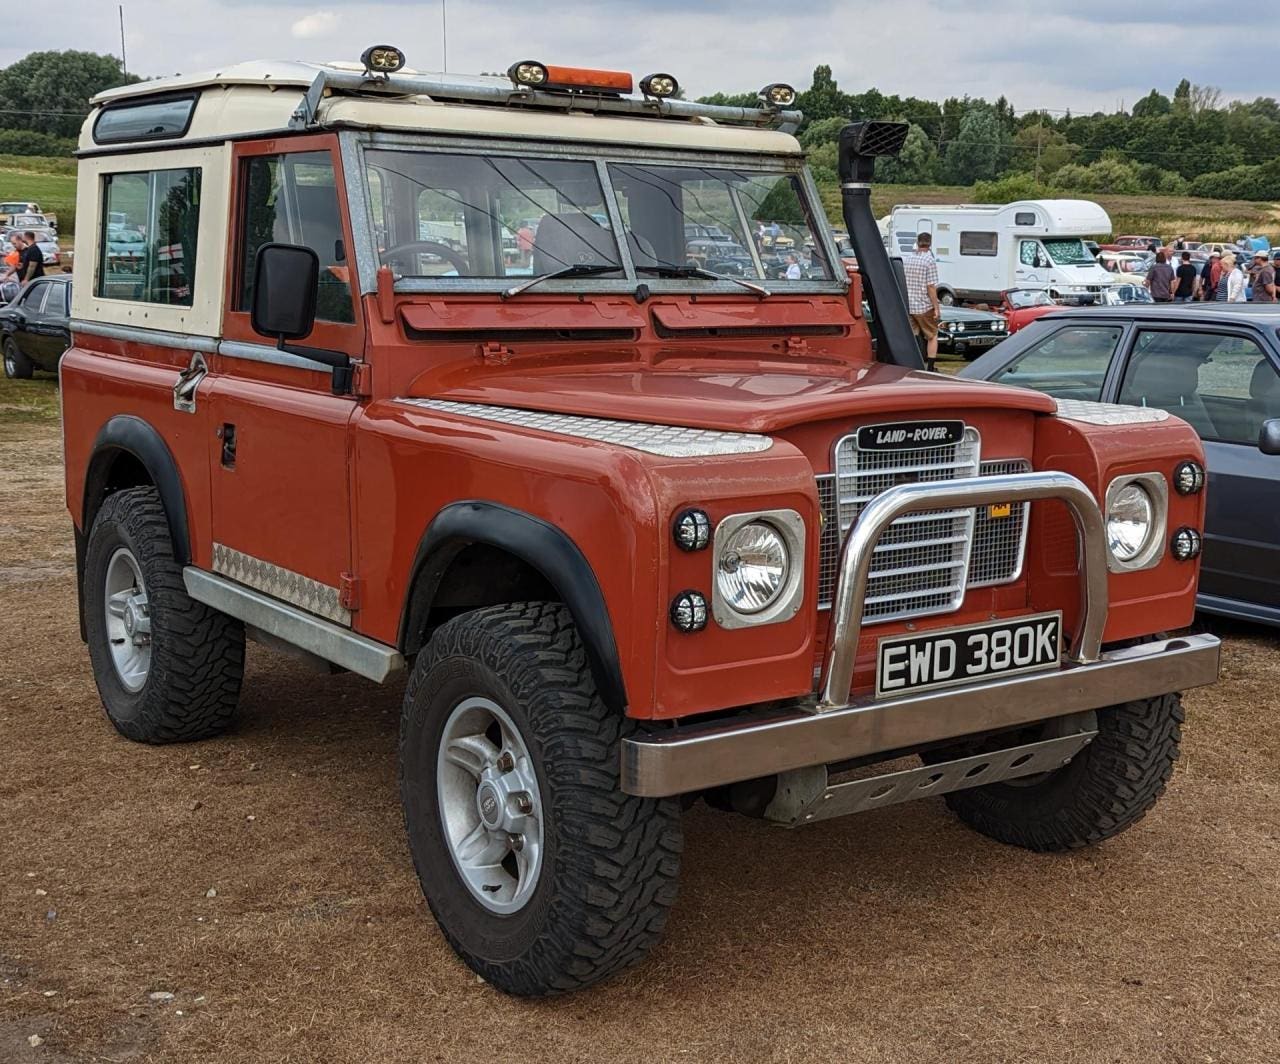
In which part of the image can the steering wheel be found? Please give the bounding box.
[382,240,470,276]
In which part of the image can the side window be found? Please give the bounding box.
[1019,240,1040,267]
[20,281,46,310]
[97,168,201,306]
[991,325,1123,401]
[48,283,68,317]
[1118,330,1277,443]
[239,152,354,324]
[959,231,998,257]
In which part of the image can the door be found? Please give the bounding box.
[1114,327,1280,613]
[208,138,364,625]
[28,280,69,369]
[1015,239,1044,285]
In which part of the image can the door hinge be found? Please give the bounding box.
[351,361,373,398]
[339,572,361,610]
[784,335,809,358]
[480,341,513,366]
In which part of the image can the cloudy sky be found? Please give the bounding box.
[5,1,1263,115]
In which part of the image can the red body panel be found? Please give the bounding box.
[60,133,1208,726]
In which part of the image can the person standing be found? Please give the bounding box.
[1250,250,1276,303]
[903,231,941,370]
[1202,251,1222,301]
[1173,252,1199,303]
[1145,250,1176,302]
[18,230,43,286]
[1219,253,1246,303]
[783,253,802,280]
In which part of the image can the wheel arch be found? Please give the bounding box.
[399,501,627,714]
[82,415,192,566]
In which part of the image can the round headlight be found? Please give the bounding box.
[1107,483,1154,561]
[716,521,789,614]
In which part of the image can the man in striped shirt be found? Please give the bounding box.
[903,232,941,370]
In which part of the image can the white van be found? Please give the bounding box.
[884,199,1116,305]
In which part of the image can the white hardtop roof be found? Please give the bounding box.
[85,59,802,155]
[890,199,1111,234]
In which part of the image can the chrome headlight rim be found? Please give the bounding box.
[1104,473,1168,572]
[711,509,806,629]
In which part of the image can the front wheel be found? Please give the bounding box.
[400,602,682,996]
[937,693,1184,851]
[937,288,956,306]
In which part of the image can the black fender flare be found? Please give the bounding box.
[82,415,191,565]
[399,501,627,714]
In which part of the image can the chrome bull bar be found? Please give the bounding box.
[620,472,1222,798]
[818,471,1108,710]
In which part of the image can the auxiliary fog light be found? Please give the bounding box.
[361,44,406,75]
[670,591,709,633]
[759,83,797,108]
[673,508,711,552]
[508,60,549,86]
[1106,482,1155,563]
[640,73,679,99]
[716,522,789,614]
[1173,460,1205,496]
[1171,527,1203,561]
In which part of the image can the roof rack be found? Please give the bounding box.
[288,68,803,134]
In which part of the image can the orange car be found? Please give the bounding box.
[61,49,1219,995]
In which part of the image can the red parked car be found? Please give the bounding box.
[1000,288,1059,333]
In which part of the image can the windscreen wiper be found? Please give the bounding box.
[635,265,771,298]
[502,263,620,300]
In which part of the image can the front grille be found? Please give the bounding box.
[816,433,1030,621]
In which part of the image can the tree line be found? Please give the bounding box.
[0,50,138,156]
[700,66,1280,201]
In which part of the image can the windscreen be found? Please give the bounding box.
[1043,238,1096,266]
[606,163,831,282]
[364,149,623,279]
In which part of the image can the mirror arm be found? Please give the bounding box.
[275,335,355,396]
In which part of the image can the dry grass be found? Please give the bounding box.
[1,417,1278,1064]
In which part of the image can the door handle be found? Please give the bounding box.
[173,352,208,414]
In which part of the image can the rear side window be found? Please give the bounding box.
[238,152,354,324]
[93,95,196,145]
[959,231,998,257]
[97,168,201,306]
[990,324,1124,401]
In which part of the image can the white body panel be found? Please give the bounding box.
[885,200,1116,303]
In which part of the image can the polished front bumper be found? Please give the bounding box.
[623,470,1220,798]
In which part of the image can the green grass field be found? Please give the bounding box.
[817,182,1280,243]
[0,155,78,237]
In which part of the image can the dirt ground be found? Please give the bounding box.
[2,393,1279,1064]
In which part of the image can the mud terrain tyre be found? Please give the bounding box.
[937,693,1184,851]
[84,486,244,743]
[3,337,32,379]
[400,602,682,996]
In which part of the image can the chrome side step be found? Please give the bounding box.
[766,731,1097,828]
[183,568,405,683]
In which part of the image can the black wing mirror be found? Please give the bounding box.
[249,242,352,390]
[1260,418,1280,455]
[251,243,319,344]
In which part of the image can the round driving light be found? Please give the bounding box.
[1106,483,1154,562]
[640,73,679,99]
[670,590,708,632]
[361,44,406,75]
[1173,460,1205,495]
[508,60,548,85]
[716,521,789,614]
[1171,526,1203,561]
[759,83,797,108]
[673,508,711,552]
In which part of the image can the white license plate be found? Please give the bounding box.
[875,612,1062,699]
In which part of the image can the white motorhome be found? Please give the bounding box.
[883,199,1116,304]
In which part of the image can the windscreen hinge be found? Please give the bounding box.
[480,341,513,366]
[785,335,810,358]
[351,361,373,398]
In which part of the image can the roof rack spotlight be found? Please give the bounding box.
[360,44,406,78]
[759,83,797,109]
[510,61,634,96]
[508,60,549,86]
[639,73,679,99]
